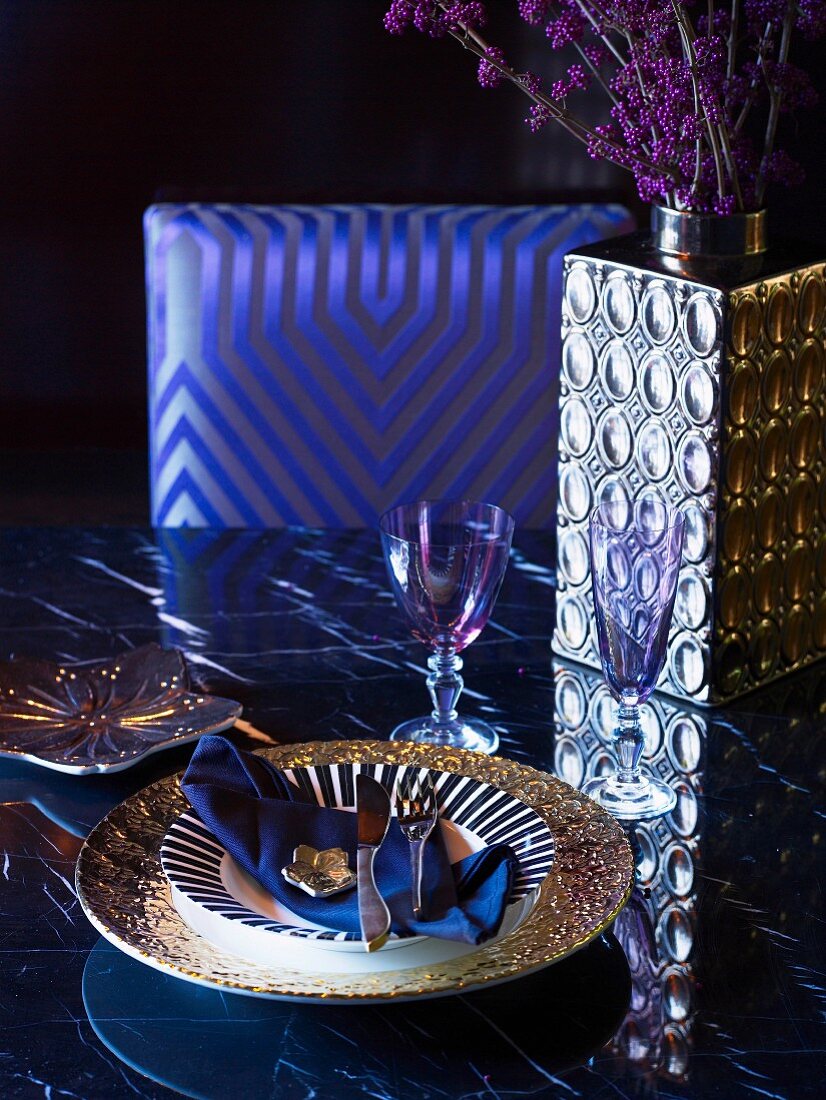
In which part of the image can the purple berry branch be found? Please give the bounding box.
[384,0,825,213]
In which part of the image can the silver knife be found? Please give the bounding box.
[356,774,392,953]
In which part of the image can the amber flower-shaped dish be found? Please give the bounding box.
[0,644,242,774]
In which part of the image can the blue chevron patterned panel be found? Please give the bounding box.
[145,203,633,527]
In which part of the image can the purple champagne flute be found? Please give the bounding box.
[379,499,514,754]
[582,493,685,819]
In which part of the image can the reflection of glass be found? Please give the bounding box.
[379,500,514,755]
[610,824,698,1086]
[553,659,702,1088]
[583,494,685,818]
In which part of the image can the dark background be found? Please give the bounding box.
[1,0,824,523]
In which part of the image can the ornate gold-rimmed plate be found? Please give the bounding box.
[76,740,634,1003]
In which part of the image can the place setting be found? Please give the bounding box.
[76,736,632,1002]
[73,498,636,1004]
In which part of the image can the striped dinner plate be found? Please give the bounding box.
[160,760,555,960]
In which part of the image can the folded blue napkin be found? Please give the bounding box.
[180,736,518,945]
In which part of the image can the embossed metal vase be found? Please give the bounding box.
[553,206,826,704]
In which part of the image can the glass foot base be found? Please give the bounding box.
[389,716,499,755]
[580,772,677,821]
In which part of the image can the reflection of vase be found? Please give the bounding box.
[553,207,826,703]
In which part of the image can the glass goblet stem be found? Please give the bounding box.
[614,703,646,785]
[426,651,464,730]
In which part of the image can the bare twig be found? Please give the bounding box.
[572,40,621,108]
[727,0,739,84]
[755,3,795,203]
[734,22,775,133]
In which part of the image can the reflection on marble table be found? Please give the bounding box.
[554,659,702,1088]
[0,526,823,1099]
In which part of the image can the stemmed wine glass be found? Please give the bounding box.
[379,499,515,755]
[581,492,685,819]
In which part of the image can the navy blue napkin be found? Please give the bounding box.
[180,736,519,945]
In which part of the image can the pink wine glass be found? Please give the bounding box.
[380,499,515,755]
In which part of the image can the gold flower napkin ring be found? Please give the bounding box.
[281,845,357,898]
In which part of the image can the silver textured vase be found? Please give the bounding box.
[553,205,826,704]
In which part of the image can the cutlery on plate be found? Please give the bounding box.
[356,773,392,952]
[394,770,438,918]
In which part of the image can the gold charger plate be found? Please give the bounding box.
[75,740,634,1003]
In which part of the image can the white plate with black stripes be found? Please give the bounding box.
[160,761,555,973]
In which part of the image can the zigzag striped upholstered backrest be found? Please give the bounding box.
[146,203,633,527]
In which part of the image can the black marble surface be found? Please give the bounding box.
[0,526,823,1099]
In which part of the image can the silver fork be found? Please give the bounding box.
[394,770,438,917]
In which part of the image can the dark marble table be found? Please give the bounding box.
[0,527,823,1099]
